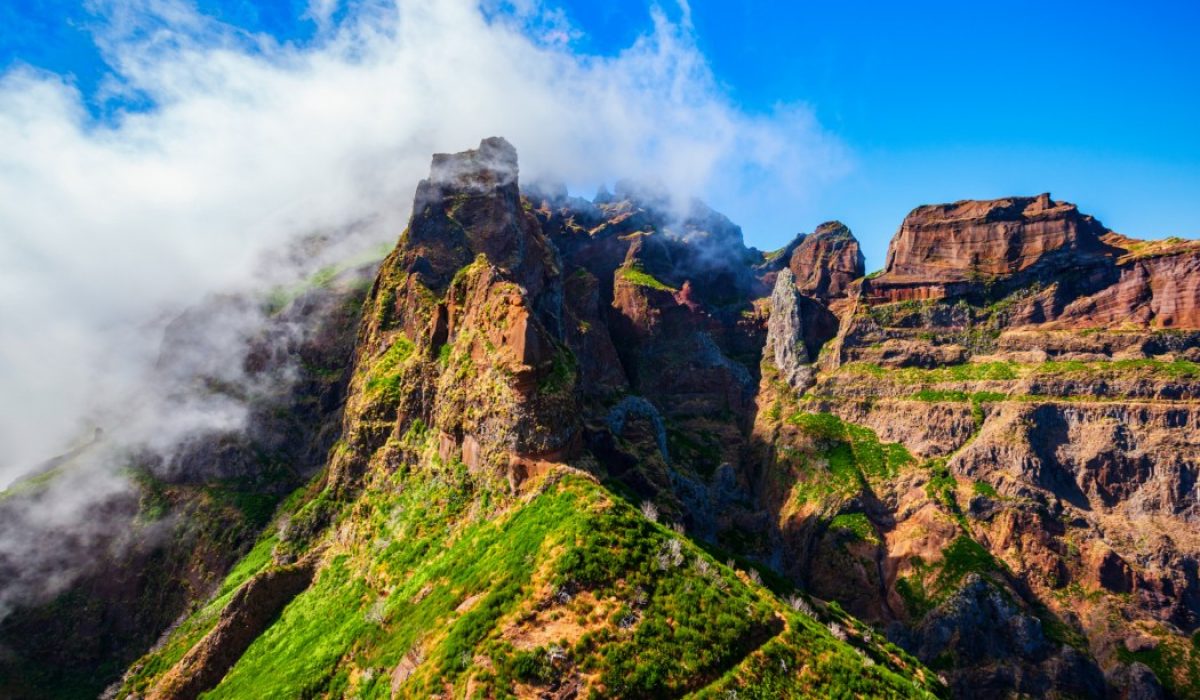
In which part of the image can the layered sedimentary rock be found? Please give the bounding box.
[16,140,1199,700]
[1057,239,1200,328]
[863,193,1200,332]
[879,194,1110,282]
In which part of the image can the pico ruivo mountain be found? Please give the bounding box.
[5,137,1200,699]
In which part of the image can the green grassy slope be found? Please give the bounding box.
[120,458,941,699]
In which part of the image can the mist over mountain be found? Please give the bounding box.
[2,133,1197,699]
[3,2,1200,700]
[0,0,841,651]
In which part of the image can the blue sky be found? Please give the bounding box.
[3,0,1198,269]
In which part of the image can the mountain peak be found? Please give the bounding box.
[429,136,518,191]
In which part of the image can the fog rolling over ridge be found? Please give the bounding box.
[4,3,1200,699]
[0,0,842,617]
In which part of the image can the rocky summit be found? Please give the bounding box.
[4,137,1200,699]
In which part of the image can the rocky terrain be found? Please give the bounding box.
[3,137,1199,699]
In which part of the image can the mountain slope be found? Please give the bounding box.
[0,271,370,700]
[17,138,1198,699]
[123,467,936,699]
[114,138,940,699]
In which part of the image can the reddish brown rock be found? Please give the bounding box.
[81,138,1200,700]
[883,194,1110,280]
[788,221,865,299]
[756,221,865,301]
[851,338,968,369]
[149,560,317,700]
[1056,246,1200,329]
[330,137,578,491]
[866,194,1116,303]
[852,194,1200,334]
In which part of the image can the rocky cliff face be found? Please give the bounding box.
[793,196,1200,698]
[788,221,865,300]
[10,141,1199,700]
[864,193,1200,331]
[879,194,1110,282]
[101,139,937,700]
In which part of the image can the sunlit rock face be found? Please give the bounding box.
[788,220,865,300]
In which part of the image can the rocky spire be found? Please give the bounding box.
[765,268,814,391]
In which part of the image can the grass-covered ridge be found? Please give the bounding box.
[122,462,940,699]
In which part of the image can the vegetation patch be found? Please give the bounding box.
[844,358,1200,387]
[971,480,999,498]
[841,361,1019,383]
[1116,630,1200,698]
[364,335,416,401]
[829,512,879,544]
[265,242,390,315]
[538,346,577,395]
[119,532,281,697]
[935,536,998,591]
[1037,357,1200,379]
[911,389,970,402]
[924,461,960,517]
[784,412,914,503]
[127,462,940,699]
[619,262,676,292]
[894,534,1003,622]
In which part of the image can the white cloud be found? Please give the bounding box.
[0,0,846,609]
[305,0,341,31]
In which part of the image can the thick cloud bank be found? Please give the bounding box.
[0,0,844,612]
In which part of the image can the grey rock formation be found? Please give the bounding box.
[765,269,814,391]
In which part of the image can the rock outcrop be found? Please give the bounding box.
[763,268,840,391]
[861,193,1200,332]
[149,560,317,700]
[883,195,1107,277]
[1057,240,1200,328]
[764,269,815,391]
[788,221,865,299]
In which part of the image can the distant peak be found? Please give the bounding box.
[812,220,853,239]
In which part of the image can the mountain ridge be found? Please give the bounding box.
[4,136,1200,699]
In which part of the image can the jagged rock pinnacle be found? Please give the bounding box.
[765,268,814,391]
